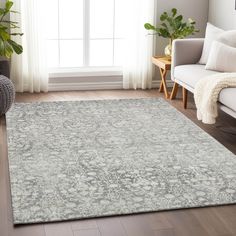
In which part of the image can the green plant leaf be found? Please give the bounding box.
[3,41,13,58]
[172,8,177,17]
[0,25,8,31]
[1,20,18,24]
[0,9,5,15]
[10,22,20,28]
[144,8,199,41]
[10,33,24,36]
[160,12,168,21]
[5,0,14,11]
[144,23,156,30]
[0,29,10,40]
[10,10,20,14]
[8,39,23,54]
[175,15,183,22]
[0,39,4,55]
[160,23,168,28]
[188,18,195,24]
[159,28,170,38]
[0,0,23,58]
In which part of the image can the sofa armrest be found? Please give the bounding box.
[171,38,204,81]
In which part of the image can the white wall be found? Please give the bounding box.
[0,0,5,6]
[208,0,236,30]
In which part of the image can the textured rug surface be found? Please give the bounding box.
[6,98,236,224]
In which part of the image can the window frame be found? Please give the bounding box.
[47,0,123,73]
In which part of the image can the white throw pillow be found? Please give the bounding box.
[199,23,224,65]
[205,41,236,72]
[216,30,236,47]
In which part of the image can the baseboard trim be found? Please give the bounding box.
[49,81,123,91]
[49,80,173,91]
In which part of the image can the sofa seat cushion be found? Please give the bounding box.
[174,64,221,89]
[174,65,236,112]
[219,88,236,112]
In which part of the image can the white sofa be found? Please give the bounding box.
[170,38,236,119]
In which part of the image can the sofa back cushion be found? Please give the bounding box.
[216,30,236,47]
[205,41,236,72]
[199,23,224,65]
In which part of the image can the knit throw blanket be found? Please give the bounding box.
[194,73,236,124]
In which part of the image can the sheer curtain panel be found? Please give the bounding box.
[123,0,155,90]
[11,0,48,93]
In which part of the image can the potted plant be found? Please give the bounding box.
[144,8,199,58]
[0,0,23,77]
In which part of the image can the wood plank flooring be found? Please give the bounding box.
[0,89,236,236]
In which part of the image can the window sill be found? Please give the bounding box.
[49,66,123,78]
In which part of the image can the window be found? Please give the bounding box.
[46,0,126,69]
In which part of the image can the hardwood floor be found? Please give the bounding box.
[0,89,236,236]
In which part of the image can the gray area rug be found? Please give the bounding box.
[6,98,236,224]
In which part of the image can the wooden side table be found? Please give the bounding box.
[152,56,171,99]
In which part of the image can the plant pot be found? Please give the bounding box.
[0,60,10,78]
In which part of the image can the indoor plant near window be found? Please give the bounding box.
[144,8,199,58]
[0,0,23,77]
[0,0,23,116]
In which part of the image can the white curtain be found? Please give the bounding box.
[123,0,156,90]
[10,0,48,93]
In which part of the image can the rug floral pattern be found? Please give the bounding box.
[6,98,236,224]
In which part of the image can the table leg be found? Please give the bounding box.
[159,81,164,93]
[170,82,179,100]
[159,68,169,98]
